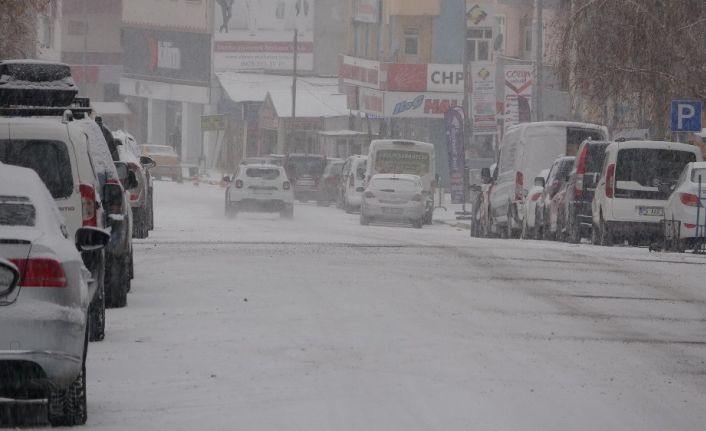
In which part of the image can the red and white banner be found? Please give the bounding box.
[340,55,381,89]
[359,87,385,115]
[504,64,533,130]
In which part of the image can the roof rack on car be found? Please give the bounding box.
[0,98,93,119]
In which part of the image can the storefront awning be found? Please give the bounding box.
[92,102,132,116]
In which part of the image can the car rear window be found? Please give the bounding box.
[585,144,608,173]
[246,168,280,180]
[0,140,73,199]
[616,148,696,199]
[691,168,706,183]
[371,178,420,192]
[0,196,36,226]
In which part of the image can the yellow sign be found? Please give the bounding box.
[201,115,226,131]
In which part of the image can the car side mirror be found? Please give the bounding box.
[481,168,492,184]
[534,177,545,188]
[0,258,20,298]
[140,156,156,169]
[75,227,110,253]
[102,183,124,213]
[222,175,232,183]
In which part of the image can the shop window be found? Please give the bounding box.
[404,30,419,56]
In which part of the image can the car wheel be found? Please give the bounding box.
[105,258,128,309]
[412,218,423,229]
[148,188,155,230]
[48,337,87,426]
[88,273,105,342]
[128,251,134,281]
[599,214,613,246]
[132,208,148,239]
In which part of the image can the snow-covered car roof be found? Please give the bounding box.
[74,118,118,180]
[0,162,64,235]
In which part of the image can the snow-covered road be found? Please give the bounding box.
[75,182,706,429]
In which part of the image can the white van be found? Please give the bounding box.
[366,140,436,223]
[592,140,702,246]
[490,121,608,237]
[339,155,367,212]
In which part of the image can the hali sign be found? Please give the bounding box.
[384,92,464,118]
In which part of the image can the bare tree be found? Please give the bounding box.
[554,0,706,138]
[0,0,50,59]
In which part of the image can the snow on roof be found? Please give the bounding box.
[216,72,348,118]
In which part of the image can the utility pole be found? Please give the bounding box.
[287,28,299,158]
[82,0,88,95]
[534,0,544,122]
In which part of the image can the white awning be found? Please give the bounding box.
[92,102,132,116]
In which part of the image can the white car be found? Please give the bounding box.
[0,163,109,426]
[663,161,706,251]
[360,174,426,228]
[225,164,294,218]
[339,155,368,212]
[592,140,702,246]
[521,168,550,239]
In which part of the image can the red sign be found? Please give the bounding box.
[70,65,100,85]
[385,63,427,92]
[424,98,460,115]
[340,55,380,89]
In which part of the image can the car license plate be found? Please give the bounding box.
[383,207,403,215]
[638,206,664,216]
[253,189,271,195]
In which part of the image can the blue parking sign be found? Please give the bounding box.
[671,100,702,132]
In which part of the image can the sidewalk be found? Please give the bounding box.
[432,193,472,230]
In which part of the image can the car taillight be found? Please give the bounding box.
[685,223,697,229]
[412,194,423,202]
[605,164,615,199]
[364,191,375,199]
[349,174,355,187]
[680,193,700,207]
[129,191,140,201]
[515,171,524,201]
[127,162,141,173]
[575,145,589,198]
[106,178,121,185]
[283,181,291,190]
[530,192,542,202]
[79,184,98,227]
[9,258,67,288]
[235,180,244,189]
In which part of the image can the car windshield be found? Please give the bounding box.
[0,140,73,199]
[370,178,419,192]
[246,168,280,180]
[0,196,35,226]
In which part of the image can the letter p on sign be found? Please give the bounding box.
[671,100,702,133]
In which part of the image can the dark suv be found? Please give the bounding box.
[561,140,610,243]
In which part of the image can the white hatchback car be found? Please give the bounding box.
[225,164,294,218]
[0,163,108,426]
[592,140,702,246]
[663,161,706,251]
[360,174,425,228]
[522,168,550,239]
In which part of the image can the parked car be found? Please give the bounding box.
[225,164,294,218]
[560,140,610,243]
[360,174,426,229]
[76,118,135,311]
[339,155,368,213]
[141,144,182,183]
[537,156,575,240]
[285,154,326,202]
[113,130,155,239]
[663,161,706,251]
[0,163,109,426]
[592,140,702,246]
[316,158,344,206]
[521,168,550,239]
[490,121,608,238]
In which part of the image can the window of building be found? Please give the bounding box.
[494,15,506,53]
[525,26,533,53]
[404,30,419,56]
[466,27,492,62]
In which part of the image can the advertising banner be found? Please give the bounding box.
[359,87,385,116]
[354,0,380,23]
[470,62,497,135]
[340,55,381,89]
[427,64,465,93]
[465,1,495,28]
[504,64,533,131]
[445,107,466,204]
[214,0,314,72]
[384,63,465,92]
[384,92,463,118]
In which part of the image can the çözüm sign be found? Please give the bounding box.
[385,92,463,118]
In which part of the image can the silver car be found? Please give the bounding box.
[360,174,426,228]
[0,163,108,426]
